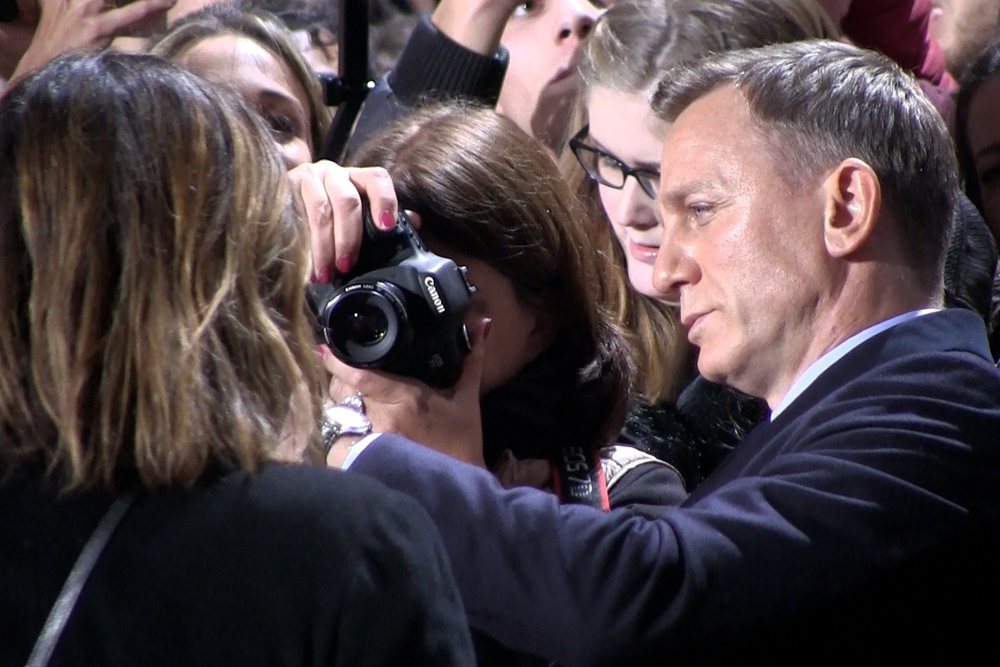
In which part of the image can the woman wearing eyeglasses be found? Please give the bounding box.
[563,0,839,490]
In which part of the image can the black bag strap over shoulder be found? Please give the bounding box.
[25,491,137,667]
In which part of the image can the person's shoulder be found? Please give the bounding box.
[231,464,474,664]
[762,311,1000,469]
[601,445,689,515]
[803,310,999,411]
[843,310,999,401]
[218,462,434,547]
[239,459,385,496]
[767,313,1000,488]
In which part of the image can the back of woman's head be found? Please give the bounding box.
[351,106,634,460]
[582,0,839,94]
[0,52,319,490]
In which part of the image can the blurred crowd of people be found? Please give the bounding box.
[2,0,1000,665]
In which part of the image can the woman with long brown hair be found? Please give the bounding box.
[0,51,472,666]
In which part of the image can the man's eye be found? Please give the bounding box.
[689,203,715,222]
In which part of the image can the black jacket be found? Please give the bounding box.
[0,462,474,667]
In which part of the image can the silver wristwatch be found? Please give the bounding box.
[320,403,372,457]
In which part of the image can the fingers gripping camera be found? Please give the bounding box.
[307,206,476,388]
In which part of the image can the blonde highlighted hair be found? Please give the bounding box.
[0,52,321,490]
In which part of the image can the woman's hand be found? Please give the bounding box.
[287,160,401,283]
[322,317,492,468]
[291,158,483,466]
[6,0,174,85]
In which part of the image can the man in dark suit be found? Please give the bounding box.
[316,41,1000,665]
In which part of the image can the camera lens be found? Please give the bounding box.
[344,299,389,346]
[324,285,406,364]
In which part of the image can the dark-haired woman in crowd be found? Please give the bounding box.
[323,104,693,513]
[955,38,1000,355]
[302,101,690,666]
[0,51,473,666]
[957,39,1000,244]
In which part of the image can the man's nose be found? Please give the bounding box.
[652,225,696,306]
[554,0,600,42]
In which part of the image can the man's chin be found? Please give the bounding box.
[694,352,733,388]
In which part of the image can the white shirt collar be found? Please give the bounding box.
[769,309,940,421]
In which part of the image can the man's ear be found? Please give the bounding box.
[820,158,881,259]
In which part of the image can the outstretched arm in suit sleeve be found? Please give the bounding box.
[350,401,994,667]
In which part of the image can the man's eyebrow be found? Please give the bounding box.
[658,179,721,205]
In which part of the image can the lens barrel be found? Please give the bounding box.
[323,283,408,364]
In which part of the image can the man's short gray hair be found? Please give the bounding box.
[652,40,959,289]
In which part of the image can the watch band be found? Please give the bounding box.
[320,403,372,457]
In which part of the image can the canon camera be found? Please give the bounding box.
[307,205,476,388]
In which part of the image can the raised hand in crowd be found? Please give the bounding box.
[288,161,400,283]
[430,0,521,55]
[4,0,174,86]
[0,0,36,80]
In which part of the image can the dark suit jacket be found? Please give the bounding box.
[0,463,475,667]
[352,309,1000,665]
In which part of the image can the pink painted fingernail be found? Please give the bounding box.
[482,318,493,340]
[318,268,331,284]
[379,210,395,229]
[336,256,351,274]
[315,345,326,356]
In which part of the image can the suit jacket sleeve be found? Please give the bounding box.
[351,435,697,666]
[350,399,999,667]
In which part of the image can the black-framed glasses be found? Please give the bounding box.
[569,124,660,200]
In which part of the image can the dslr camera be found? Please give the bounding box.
[307,205,476,388]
